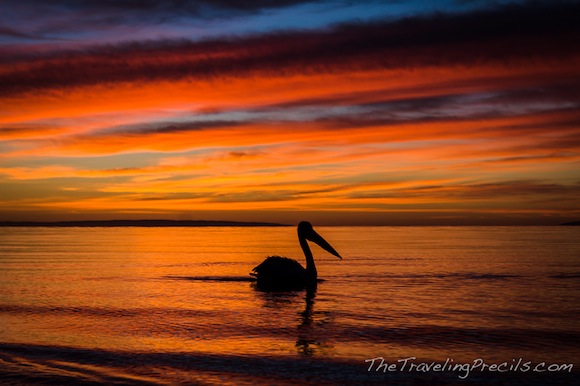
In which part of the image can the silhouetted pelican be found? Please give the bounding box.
[251,221,342,291]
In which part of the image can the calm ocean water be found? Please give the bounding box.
[0,226,579,385]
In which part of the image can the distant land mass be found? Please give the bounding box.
[560,221,580,226]
[0,220,287,227]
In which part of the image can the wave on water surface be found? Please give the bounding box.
[0,342,577,386]
[164,275,256,282]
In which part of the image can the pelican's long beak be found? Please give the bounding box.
[307,230,342,260]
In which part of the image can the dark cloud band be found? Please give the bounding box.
[1,1,578,96]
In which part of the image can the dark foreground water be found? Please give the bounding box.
[0,226,579,385]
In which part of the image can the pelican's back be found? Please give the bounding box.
[251,255,307,290]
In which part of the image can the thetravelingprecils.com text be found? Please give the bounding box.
[365,357,573,380]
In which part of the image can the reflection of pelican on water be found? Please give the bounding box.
[296,287,320,356]
[250,221,342,291]
[256,287,333,356]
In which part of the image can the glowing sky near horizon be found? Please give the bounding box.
[1,0,579,225]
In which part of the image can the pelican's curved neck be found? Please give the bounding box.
[299,233,317,280]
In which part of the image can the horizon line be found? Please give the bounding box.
[1,219,578,227]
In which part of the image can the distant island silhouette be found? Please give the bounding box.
[560,221,580,226]
[0,220,287,227]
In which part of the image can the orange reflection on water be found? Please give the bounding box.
[1,226,579,369]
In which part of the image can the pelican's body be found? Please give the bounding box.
[251,221,341,291]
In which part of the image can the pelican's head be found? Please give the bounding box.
[298,221,342,259]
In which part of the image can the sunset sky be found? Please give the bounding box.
[1,0,579,225]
